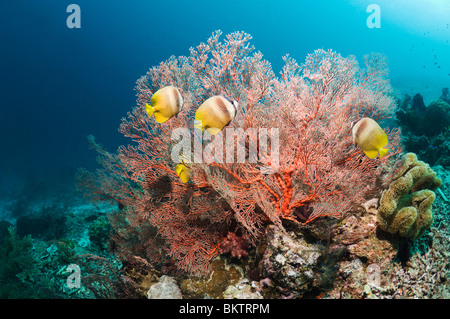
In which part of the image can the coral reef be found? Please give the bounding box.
[16,205,67,241]
[180,257,243,298]
[219,232,251,259]
[440,87,450,104]
[397,93,450,137]
[386,226,450,299]
[223,279,264,299]
[0,199,132,299]
[7,30,442,300]
[0,220,12,245]
[0,228,43,298]
[422,99,450,136]
[147,275,182,299]
[396,90,450,166]
[323,198,395,298]
[3,30,450,299]
[259,225,321,298]
[88,215,111,250]
[377,153,441,240]
[321,160,450,299]
[77,30,401,277]
[334,212,396,270]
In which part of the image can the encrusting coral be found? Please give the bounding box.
[377,152,441,240]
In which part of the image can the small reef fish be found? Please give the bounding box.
[175,153,192,183]
[194,95,238,135]
[176,162,191,183]
[145,86,183,123]
[351,117,389,159]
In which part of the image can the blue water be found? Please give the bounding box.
[1,0,449,194]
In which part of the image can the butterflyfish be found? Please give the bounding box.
[145,86,183,123]
[194,95,238,135]
[351,117,389,159]
[175,153,192,183]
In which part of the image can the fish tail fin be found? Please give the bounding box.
[194,119,204,132]
[175,164,183,177]
[363,149,379,159]
[175,163,191,183]
[379,148,389,159]
[145,103,154,118]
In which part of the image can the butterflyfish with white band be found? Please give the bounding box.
[194,95,238,135]
[145,86,183,123]
[175,153,192,183]
[351,117,389,159]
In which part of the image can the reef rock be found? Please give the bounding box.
[440,87,450,104]
[147,275,182,299]
[180,258,243,299]
[326,199,397,298]
[423,99,450,136]
[223,279,263,299]
[331,198,397,269]
[260,225,321,298]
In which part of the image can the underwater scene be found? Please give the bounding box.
[1,0,450,303]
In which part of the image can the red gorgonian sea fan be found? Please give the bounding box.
[77,30,401,276]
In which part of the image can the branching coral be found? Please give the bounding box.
[378,152,441,240]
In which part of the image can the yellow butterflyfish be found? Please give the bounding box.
[194,95,238,135]
[145,86,183,123]
[175,153,192,183]
[352,117,389,159]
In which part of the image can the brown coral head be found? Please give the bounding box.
[377,153,439,241]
